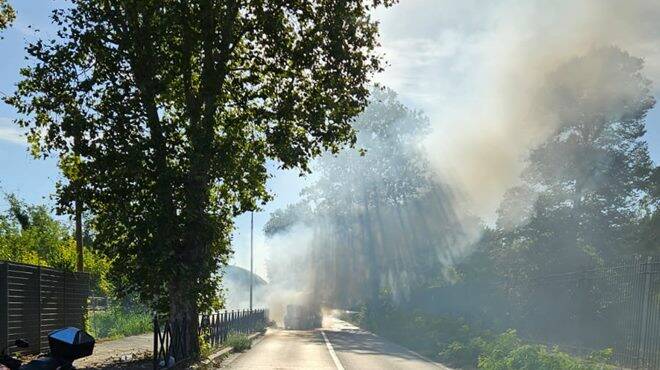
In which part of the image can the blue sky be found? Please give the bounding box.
[1,1,658,278]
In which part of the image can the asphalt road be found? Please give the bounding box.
[222,317,451,370]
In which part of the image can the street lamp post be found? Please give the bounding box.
[250,211,254,311]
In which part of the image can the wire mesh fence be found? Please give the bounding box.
[521,256,660,369]
[417,256,660,369]
[153,309,268,369]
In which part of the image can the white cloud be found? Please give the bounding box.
[0,117,27,146]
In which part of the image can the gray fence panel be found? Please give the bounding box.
[0,263,7,353]
[7,263,41,354]
[0,261,90,355]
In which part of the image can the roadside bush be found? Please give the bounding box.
[198,332,213,358]
[352,291,490,361]
[351,293,614,370]
[87,306,152,339]
[478,330,614,370]
[225,333,251,352]
[439,335,489,368]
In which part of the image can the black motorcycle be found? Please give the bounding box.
[0,327,95,370]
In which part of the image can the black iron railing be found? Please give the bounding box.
[153,309,268,369]
[201,309,269,347]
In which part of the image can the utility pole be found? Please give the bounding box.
[75,200,83,272]
[249,211,254,311]
[74,134,84,272]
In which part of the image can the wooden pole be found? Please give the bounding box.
[75,200,83,272]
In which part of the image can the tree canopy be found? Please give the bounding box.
[7,0,395,351]
[0,0,15,31]
[0,195,111,294]
[493,47,657,280]
[264,87,473,306]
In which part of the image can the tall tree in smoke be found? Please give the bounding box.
[635,165,660,253]
[266,88,467,306]
[494,47,656,279]
[7,0,394,353]
[315,87,432,303]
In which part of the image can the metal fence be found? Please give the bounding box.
[153,309,268,369]
[0,261,90,354]
[523,256,660,369]
[417,256,660,369]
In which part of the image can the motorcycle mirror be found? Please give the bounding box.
[14,339,29,348]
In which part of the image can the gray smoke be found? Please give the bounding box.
[261,0,660,311]
[375,0,660,222]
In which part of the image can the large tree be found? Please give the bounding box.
[265,88,470,307]
[494,47,656,279]
[7,0,394,351]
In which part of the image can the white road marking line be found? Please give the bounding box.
[321,330,345,370]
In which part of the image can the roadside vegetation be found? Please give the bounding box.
[0,194,111,294]
[86,305,152,340]
[0,194,152,340]
[347,298,614,370]
[225,333,252,352]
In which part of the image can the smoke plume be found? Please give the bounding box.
[260,1,660,312]
[375,0,660,221]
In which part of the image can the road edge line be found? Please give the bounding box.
[321,330,345,370]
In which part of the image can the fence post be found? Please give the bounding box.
[181,315,185,360]
[36,265,42,354]
[62,272,66,326]
[637,256,653,368]
[153,315,159,370]
[224,311,229,341]
[0,263,7,353]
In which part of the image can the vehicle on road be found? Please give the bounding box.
[283,304,322,330]
[0,327,95,370]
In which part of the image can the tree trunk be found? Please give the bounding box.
[168,279,200,359]
[174,172,214,358]
[362,190,380,304]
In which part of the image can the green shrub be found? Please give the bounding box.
[226,333,251,352]
[0,195,112,295]
[586,348,614,364]
[351,291,490,360]
[199,331,213,358]
[87,306,152,339]
[352,296,615,370]
[478,330,614,370]
[439,335,489,368]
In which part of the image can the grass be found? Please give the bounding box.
[225,333,251,352]
[87,306,152,340]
